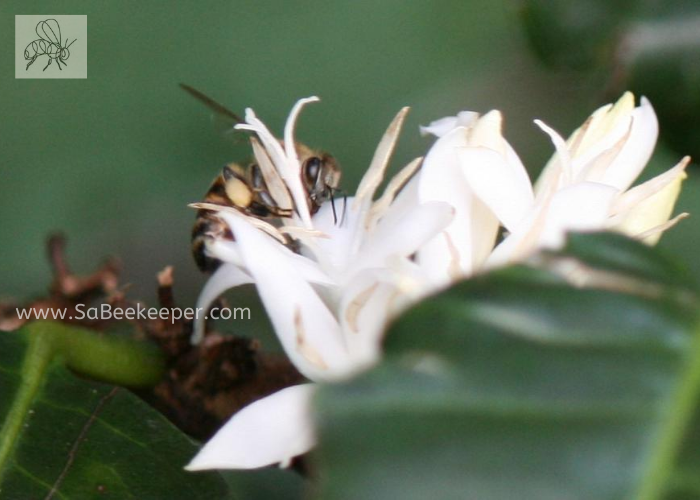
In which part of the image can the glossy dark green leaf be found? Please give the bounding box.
[314,233,700,500]
[0,323,304,500]
[559,232,694,289]
[0,326,238,499]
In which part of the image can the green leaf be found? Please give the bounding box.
[0,323,229,499]
[314,233,700,500]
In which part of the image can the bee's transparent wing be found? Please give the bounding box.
[180,84,248,144]
[36,19,61,45]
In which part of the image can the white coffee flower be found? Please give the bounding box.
[187,92,688,472]
[417,92,688,278]
[186,99,453,471]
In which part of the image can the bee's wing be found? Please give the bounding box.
[36,19,61,45]
[180,84,244,124]
[180,83,250,144]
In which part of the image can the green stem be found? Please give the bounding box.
[47,322,165,387]
[0,325,55,479]
[636,322,700,500]
[0,321,165,485]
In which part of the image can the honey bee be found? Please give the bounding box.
[182,84,341,272]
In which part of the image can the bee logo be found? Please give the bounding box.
[24,19,77,72]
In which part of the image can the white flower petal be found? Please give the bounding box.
[578,97,658,191]
[339,273,402,367]
[357,201,454,271]
[223,212,353,381]
[612,156,689,215]
[634,213,689,244]
[192,263,253,345]
[458,146,534,232]
[185,384,316,470]
[488,181,619,268]
[534,119,573,187]
[309,196,364,274]
[467,110,504,151]
[612,159,688,244]
[369,173,419,238]
[417,127,499,282]
[367,156,423,231]
[540,181,620,248]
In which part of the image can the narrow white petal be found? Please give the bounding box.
[612,157,689,215]
[612,159,688,243]
[284,96,320,170]
[223,212,353,380]
[189,203,286,244]
[354,107,410,210]
[458,146,534,232]
[283,97,320,226]
[236,110,288,173]
[534,119,573,186]
[192,263,253,344]
[185,385,316,470]
[250,136,293,211]
[634,213,689,245]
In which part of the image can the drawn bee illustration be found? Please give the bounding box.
[24,19,77,71]
[181,84,342,272]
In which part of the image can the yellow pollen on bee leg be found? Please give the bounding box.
[294,308,328,370]
[225,178,253,207]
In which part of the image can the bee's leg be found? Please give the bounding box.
[330,194,338,225]
[55,58,63,70]
[43,58,52,71]
[26,57,37,70]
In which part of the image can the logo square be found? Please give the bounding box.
[15,15,87,79]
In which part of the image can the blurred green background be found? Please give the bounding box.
[1,0,699,343]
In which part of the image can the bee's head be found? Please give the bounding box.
[302,154,341,210]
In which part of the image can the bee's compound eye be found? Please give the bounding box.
[303,157,322,189]
[223,165,253,208]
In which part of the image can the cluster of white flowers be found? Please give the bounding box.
[185,92,688,471]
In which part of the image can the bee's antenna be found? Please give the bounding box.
[179,84,244,124]
[330,190,338,225]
